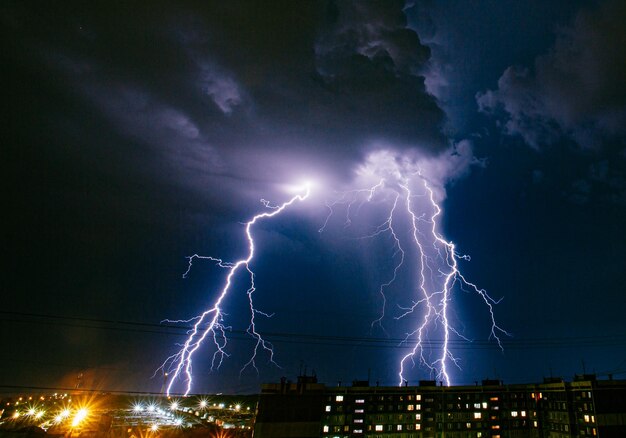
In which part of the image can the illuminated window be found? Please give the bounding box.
[511,411,518,417]
[533,421,538,427]
[584,415,590,422]
[415,424,421,430]
[415,414,421,420]
[482,402,488,409]
[490,397,499,401]
[407,405,414,411]
[474,412,482,419]
[354,429,362,434]
[354,419,363,423]
[591,415,595,422]
[355,399,365,404]
[323,425,329,433]
[521,410,526,417]
[355,409,364,413]
[474,403,481,409]
[466,422,472,429]
[416,395,421,401]
[477,433,482,438]
[397,425,402,431]
[416,404,421,410]
[325,406,331,412]
[336,395,343,402]
[375,425,383,431]
[492,425,500,429]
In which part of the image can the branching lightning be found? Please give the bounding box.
[160,185,310,395]
[162,153,507,393]
[321,168,509,386]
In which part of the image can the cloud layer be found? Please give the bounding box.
[3,1,469,199]
[476,0,626,151]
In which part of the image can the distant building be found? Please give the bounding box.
[253,375,626,437]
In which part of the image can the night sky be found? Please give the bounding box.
[2,1,625,395]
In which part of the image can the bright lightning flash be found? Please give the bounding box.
[160,184,310,395]
[322,163,509,386]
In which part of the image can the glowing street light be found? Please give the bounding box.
[72,408,89,427]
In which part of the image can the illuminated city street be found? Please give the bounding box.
[1,392,255,438]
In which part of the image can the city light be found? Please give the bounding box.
[72,408,89,427]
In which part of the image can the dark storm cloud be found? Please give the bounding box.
[5,1,448,196]
[475,0,626,203]
[476,0,626,151]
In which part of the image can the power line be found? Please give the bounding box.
[2,310,625,350]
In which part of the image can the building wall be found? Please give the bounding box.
[254,377,626,438]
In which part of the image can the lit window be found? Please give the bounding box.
[407,405,414,411]
[477,433,482,438]
[415,414,421,420]
[482,402,488,409]
[533,421,538,427]
[323,425,329,433]
[325,405,331,412]
[416,404,421,410]
[584,415,590,423]
[474,403,481,409]
[492,425,500,429]
[521,411,526,417]
[511,411,518,417]
[375,425,383,431]
[354,419,363,423]
[474,412,482,419]
[354,429,362,434]
[591,415,595,423]
[490,397,499,401]
[356,399,365,404]
[416,395,421,401]
[336,395,343,402]
[355,409,364,413]
[397,425,402,431]
[415,424,421,430]
[466,422,472,429]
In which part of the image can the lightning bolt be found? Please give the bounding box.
[160,185,310,395]
[321,169,509,386]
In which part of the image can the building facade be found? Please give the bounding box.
[254,375,626,438]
